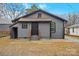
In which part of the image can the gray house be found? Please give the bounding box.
[0,18,12,37]
[10,9,66,39]
[0,18,12,32]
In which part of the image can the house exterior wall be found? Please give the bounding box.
[65,28,70,35]
[17,23,31,38]
[65,28,68,34]
[51,18,64,39]
[11,23,31,38]
[39,23,50,38]
[11,22,50,38]
[69,27,79,36]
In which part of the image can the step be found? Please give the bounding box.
[31,35,39,40]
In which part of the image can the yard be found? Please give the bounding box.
[0,32,9,38]
[0,36,79,56]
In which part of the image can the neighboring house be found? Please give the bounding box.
[0,18,12,37]
[10,9,66,39]
[65,24,79,36]
[0,18,12,32]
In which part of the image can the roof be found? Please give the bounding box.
[19,18,52,22]
[66,24,79,28]
[12,9,67,22]
[9,22,17,27]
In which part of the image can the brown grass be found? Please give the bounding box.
[65,34,79,38]
[65,35,79,39]
[0,36,79,56]
[0,31,10,37]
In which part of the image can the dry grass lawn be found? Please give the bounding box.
[0,36,79,56]
[0,32,10,38]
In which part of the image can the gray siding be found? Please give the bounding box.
[39,23,50,38]
[51,18,64,39]
[18,23,31,38]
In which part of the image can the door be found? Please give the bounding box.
[31,22,38,35]
[12,27,18,38]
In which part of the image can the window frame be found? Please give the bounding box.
[37,12,42,18]
[22,23,28,29]
[68,28,70,34]
[73,27,74,33]
[50,22,56,33]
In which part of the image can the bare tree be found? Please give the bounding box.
[64,13,79,27]
[0,3,26,20]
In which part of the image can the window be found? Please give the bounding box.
[73,27,74,32]
[22,23,27,29]
[68,28,70,34]
[38,13,42,18]
[50,22,56,33]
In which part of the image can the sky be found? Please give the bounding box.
[24,3,79,15]
[2,3,79,20]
